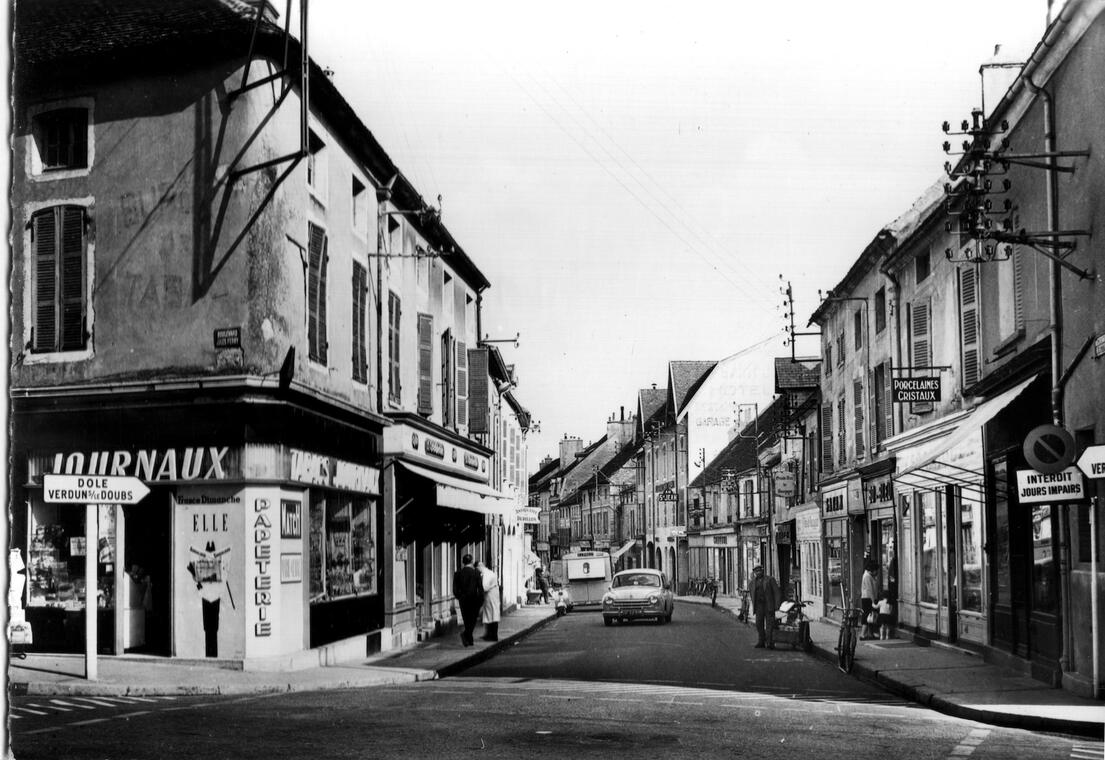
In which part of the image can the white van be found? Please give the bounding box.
[550,551,613,609]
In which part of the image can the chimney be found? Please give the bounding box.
[979,43,1026,117]
[559,436,583,470]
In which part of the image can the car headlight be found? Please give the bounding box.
[603,596,614,606]
[648,594,659,606]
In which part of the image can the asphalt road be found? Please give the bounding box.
[8,602,1100,760]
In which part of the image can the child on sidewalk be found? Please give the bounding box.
[876,595,895,640]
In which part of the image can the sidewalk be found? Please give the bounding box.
[9,597,1103,737]
[680,593,1104,738]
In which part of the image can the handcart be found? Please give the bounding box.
[773,599,812,651]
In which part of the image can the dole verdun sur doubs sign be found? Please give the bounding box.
[893,377,942,403]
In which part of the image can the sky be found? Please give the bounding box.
[3,1,1051,471]
[292,0,1051,467]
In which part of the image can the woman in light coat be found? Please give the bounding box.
[476,560,501,642]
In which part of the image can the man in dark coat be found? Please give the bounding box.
[750,564,781,649]
[453,554,483,647]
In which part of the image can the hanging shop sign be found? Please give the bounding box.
[517,506,540,523]
[774,471,797,498]
[775,521,793,544]
[1015,467,1086,504]
[42,474,151,505]
[658,489,677,502]
[893,377,942,403]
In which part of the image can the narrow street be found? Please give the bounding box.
[10,604,1099,759]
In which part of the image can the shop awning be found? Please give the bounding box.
[891,373,1039,485]
[610,539,636,561]
[398,460,514,516]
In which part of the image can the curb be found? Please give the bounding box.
[435,611,560,679]
[687,597,1104,739]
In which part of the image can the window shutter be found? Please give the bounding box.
[318,234,329,364]
[388,292,402,401]
[869,366,880,448]
[60,206,86,350]
[911,300,933,413]
[307,223,325,363]
[820,403,834,474]
[351,262,368,383]
[456,340,468,427]
[853,379,865,459]
[883,361,894,441]
[417,314,433,415]
[32,208,58,352]
[837,397,846,466]
[468,347,490,433]
[1012,249,1024,330]
[959,266,979,389]
[441,329,454,428]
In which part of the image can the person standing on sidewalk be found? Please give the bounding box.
[453,554,483,647]
[860,560,880,640]
[750,564,780,649]
[476,560,501,642]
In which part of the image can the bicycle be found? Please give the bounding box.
[831,604,864,673]
[736,587,750,623]
[704,576,718,607]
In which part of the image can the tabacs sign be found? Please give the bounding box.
[893,377,942,403]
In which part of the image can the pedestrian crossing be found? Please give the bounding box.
[9,695,178,720]
[1070,743,1104,760]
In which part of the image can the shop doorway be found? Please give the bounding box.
[123,496,171,655]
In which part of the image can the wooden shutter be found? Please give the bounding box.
[837,397,846,466]
[959,266,979,389]
[883,361,894,441]
[307,223,328,364]
[468,347,490,433]
[456,340,468,427]
[853,379,865,459]
[351,262,368,383]
[1012,249,1024,331]
[820,403,834,474]
[32,205,86,353]
[441,329,454,427]
[388,292,401,401]
[417,313,433,415]
[910,299,933,413]
[32,208,59,352]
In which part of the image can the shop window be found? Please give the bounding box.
[825,520,844,608]
[1031,505,1057,613]
[29,204,90,355]
[919,490,939,605]
[308,491,377,603]
[959,490,983,612]
[25,502,115,653]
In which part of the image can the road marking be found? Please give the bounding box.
[121,696,158,702]
[1071,744,1103,759]
[11,706,49,716]
[50,699,96,710]
[947,728,990,758]
[114,711,152,719]
[68,718,111,726]
[71,697,121,708]
[21,727,62,735]
[95,696,144,704]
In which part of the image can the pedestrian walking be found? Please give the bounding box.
[876,594,894,640]
[536,567,550,604]
[452,554,483,647]
[750,564,781,649]
[476,560,501,641]
[860,560,879,640]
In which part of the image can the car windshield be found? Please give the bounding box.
[613,573,660,588]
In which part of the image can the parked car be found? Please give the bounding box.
[602,568,674,626]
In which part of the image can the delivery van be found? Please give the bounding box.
[550,551,613,608]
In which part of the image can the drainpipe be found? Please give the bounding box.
[1025,75,1073,680]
